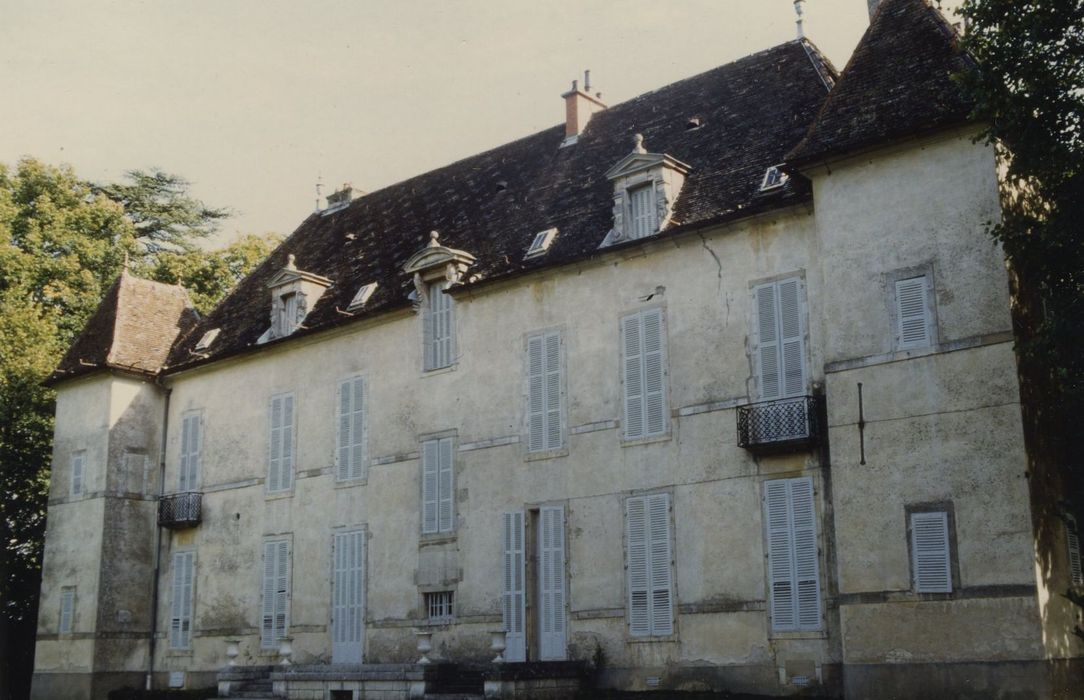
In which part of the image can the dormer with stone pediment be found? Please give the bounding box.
[403,231,476,371]
[600,133,691,249]
[261,254,332,342]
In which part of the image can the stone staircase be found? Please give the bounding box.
[424,662,486,699]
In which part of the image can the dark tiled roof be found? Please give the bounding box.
[786,0,974,166]
[47,271,198,385]
[163,40,836,372]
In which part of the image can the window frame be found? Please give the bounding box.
[260,537,292,649]
[750,273,809,402]
[178,410,203,493]
[886,265,938,351]
[625,182,657,240]
[69,450,86,497]
[619,306,671,444]
[266,392,297,495]
[424,590,455,625]
[169,550,197,650]
[1067,516,1083,587]
[524,328,568,458]
[59,586,76,635]
[423,281,456,372]
[762,476,823,635]
[905,501,960,595]
[335,375,368,483]
[420,434,456,536]
[624,491,676,638]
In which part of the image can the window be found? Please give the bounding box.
[501,511,526,662]
[421,437,454,534]
[261,539,290,648]
[526,330,565,453]
[626,493,673,636]
[347,282,378,311]
[621,308,668,440]
[194,328,220,352]
[267,393,295,493]
[424,282,455,370]
[179,412,202,492]
[425,591,454,624]
[70,451,86,497]
[763,477,821,632]
[170,551,196,649]
[524,227,558,259]
[894,274,934,349]
[336,377,367,481]
[59,586,76,634]
[910,510,952,593]
[627,184,656,239]
[760,165,789,191]
[1067,519,1083,586]
[753,277,807,400]
[278,292,300,337]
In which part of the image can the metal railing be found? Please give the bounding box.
[736,395,823,454]
[158,491,202,529]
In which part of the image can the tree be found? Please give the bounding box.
[0,157,274,699]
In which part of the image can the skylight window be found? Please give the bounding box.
[524,227,558,259]
[195,328,220,352]
[760,165,789,191]
[347,282,378,311]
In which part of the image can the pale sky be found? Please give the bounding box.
[0,0,962,246]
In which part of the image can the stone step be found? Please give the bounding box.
[424,695,485,700]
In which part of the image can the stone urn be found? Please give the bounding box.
[224,638,241,667]
[490,630,507,663]
[415,630,433,665]
[277,636,294,666]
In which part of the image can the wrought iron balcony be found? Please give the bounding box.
[158,492,202,529]
[736,395,824,454]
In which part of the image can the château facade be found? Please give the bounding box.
[31,1,1084,698]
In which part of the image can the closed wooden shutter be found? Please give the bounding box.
[70,452,85,496]
[268,394,294,492]
[539,505,567,660]
[337,378,366,481]
[501,511,526,662]
[755,278,807,400]
[628,185,655,238]
[764,477,821,632]
[421,440,439,534]
[1067,523,1083,586]
[527,331,564,452]
[331,529,365,663]
[626,493,673,636]
[179,413,201,492]
[622,310,668,440]
[911,511,952,593]
[170,551,195,649]
[59,587,75,634]
[438,437,454,533]
[426,282,455,370]
[896,276,931,349]
[261,539,290,648]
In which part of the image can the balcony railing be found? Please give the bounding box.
[158,492,202,529]
[736,395,824,454]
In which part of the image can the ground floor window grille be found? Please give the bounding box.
[425,591,454,623]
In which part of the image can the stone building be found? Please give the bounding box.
[30,1,1084,698]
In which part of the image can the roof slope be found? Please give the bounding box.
[787,0,973,165]
[165,40,836,371]
[48,271,198,385]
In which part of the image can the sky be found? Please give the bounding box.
[0,0,962,246]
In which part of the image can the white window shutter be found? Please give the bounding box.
[351,378,365,479]
[755,284,781,400]
[179,414,201,492]
[501,511,526,662]
[331,529,365,663]
[261,541,277,647]
[425,282,455,370]
[421,440,439,534]
[544,332,563,450]
[59,588,75,634]
[268,396,283,492]
[337,381,350,480]
[1067,524,1083,586]
[70,453,85,496]
[275,540,290,642]
[438,437,454,533]
[527,335,545,452]
[647,493,673,635]
[789,478,821,628]
[539,505,567,660]
[626,496,650,635]
[170,552,195,649]
[281,395,294,490]
[622,314,645,439]
[628,185,655,238]
[764,480,794,631]
[896,276,931,348]
[911,511,952,593]
[642,309,667,436]
[337,378,366,481]
[778,279,806,398]
[261,539,290,648]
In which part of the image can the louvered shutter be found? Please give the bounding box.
[337,378,366,480]
[754,283,781,400]
[268,396,283,492]
[896,276,931,349]
[790,479,821,628]
[544,332,563,450]
[261,541,277,647]
[764,480,795,630]
[527,335,545,452]
[1067,525,1083,586]
[425,283,454,370]
[421,440,439,534]
[438,438,454,532]
[626,496,650,635]
[642,309,667,436]
[911,511,952,593]
[629,185,655,238]
[647,493,673,635]
[71,453,85,496]
[261,539,290,647]
[622,314,645,439]
[501,511,526,662]
[179,414,201,492]
[274,540,290,643]
[59,588,75,634]
[778,279,806,398]
[332,529,365,663]
[280,395,294,490]
[539,505,567,659]
[170,552,195,648]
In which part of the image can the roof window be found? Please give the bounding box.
[347,282,378,311]
[760,165,789,191]
[524,228,558,259]
[194,328,220,352]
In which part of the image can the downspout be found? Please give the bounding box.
[147,380,172,690]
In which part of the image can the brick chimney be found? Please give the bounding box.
[561,70,607,147]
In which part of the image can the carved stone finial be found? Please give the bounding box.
[286,254,297,270]
[428,230,441,248]
[632,133,646,154]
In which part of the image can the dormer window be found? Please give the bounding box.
[524,227,558,259]
[760,165,789,191]
[601,134,691,248]
[259,254,331,343]
[347,282,378,311]
[402,231,476,373]
[194,328,220,352]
